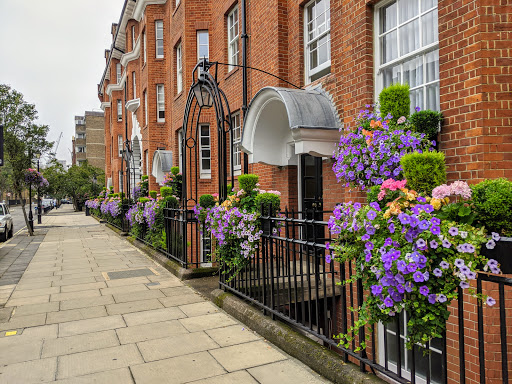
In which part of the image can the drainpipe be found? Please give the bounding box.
[124,76,130,201]
[241,0,249,174]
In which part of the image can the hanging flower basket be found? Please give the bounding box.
[24,168,49,188]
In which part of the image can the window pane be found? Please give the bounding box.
[426,50,439,82]
[410,88,424,113]
[422,9,438,46]
[309,43,318,70]
[430,350,443,384]
[381,30,398,64]
[202,159,210,169]
[380,2,397,34]
[426,83,439,111]
[201,125,209,137]
[399,0,419,23]
[318,35,329,65]
[422,0,437,12]
[399,19,420,56]
[382,64,401,87]
[413,345,429,380]
[403,55,423,88]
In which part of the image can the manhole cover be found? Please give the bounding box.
[103,268,159,280]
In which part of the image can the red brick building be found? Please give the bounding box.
[98,0,511,382]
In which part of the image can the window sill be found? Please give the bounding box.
[200,174,212,180]
[224,66,239,81]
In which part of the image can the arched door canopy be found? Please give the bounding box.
[152,150,173,185]
[241,87,341,166]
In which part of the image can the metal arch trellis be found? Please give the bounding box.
[181,59,234,208]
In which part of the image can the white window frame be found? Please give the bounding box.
[117,100,122,121]
[76,132,86,139]
[197,30,209,61]
[145,150,149,176]
[200,230,212,267]
[131,26,136,49]
[116,63,122,84]
[227,6,239,71]
[304,0,331,84]
[176,43,183,94]
[231,112,242,173]
[76,146,86,153]
[144,90,148,126]
[378,312,444,384]
[119,171,124,193]
[178,130,183,172]
[199,124,211,178]
[132,72,136,99]
[156,84,165,122]
[118,135,123,157]
[143,31,147,64]
[155,20,164,58]
[374,0,440,113]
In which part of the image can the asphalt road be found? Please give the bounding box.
[6,205,44,236]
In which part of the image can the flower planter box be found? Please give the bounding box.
[481,237,512,274]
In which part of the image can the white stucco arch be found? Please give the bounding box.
[241,87,341,166]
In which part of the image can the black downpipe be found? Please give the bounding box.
[124,76,130,200]
[241,0,249,175]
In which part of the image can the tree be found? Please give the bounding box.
[0,84,53,235]
[41,160,68,201]
[64,162,105,211]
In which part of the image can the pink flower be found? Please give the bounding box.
[450,180,472,199]
[432,184,451,199]
[397,116,406,124]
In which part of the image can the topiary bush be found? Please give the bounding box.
[171,166,179,175]
[254,192,281,215]
[141,175,148,181]
[160,186,173,198]
[238,174,259,193]
[379,84,410,122]
[471,178,512,235]
[199,194,216,209]
[113,193,119,198]
[139,197,150,204]
[149,190,157,199]
[164,195,179,208]
[410,110,443,142]
[400,151,446,195]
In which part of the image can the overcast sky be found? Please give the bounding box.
[0,0,125,164]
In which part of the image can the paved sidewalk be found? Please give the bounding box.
[0,205,330,383]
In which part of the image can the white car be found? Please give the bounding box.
[0,203,13,242]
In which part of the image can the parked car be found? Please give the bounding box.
[0,203,13,242]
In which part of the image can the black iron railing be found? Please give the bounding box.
[219,209,512,384]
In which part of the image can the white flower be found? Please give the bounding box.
[460,231,468,239]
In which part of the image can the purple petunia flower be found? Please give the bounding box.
[486,240,496,250]
[486,297,496,306]
[454,258,465,268]
[448,226,459,236]
[389,223,395,233]
[371,285,383,296]
[423,204,434,214]
[491,232,500,241]
[460,281,470,289]
[362,234,370,241]
[397,260,406,272]
[325,254,332,263]
[442,239,452,248]
[415,106,421,112]
[365,252,372,262]
[384,297,394,308]
[467,271,477,280]
[413,271,425,283]
[369,202,381,211]
[438,294,447,303]
[417,196,427,203]
[460,265,470,275]
[440,260,450,269]
[431,226,441,236]
[416,239,426,248]
[430,240,439,249]
[404,281,414,293]
[409,216,420,228]
[428,294,437,304]
[433,268,443,277]
[419,285,429,296]
[398,213,411,225]
[367,210,377,221]
[366,241,374,250]
[431,217,441,226]
[418,220,430,230]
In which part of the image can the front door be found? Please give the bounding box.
[301,154,324,243]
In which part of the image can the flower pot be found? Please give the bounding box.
[85,206,90,216]
[481,237,512,274]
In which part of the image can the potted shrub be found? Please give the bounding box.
[472,178,512,273]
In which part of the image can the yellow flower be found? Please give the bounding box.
[383,210,391,219]
[403,201,410,207]
[444,197,450,204]
[431,198,442,210]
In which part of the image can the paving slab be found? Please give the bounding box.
[247,360,330,384]
[0,312,47,331]
[0,357,57,384]
[60,295,114,311]
[106,298,164,315]
[116,319,188,344]
[5,294,50,307]
[189,371,259,384]
[137,331,219,362]
[205,324,260,347]
[58,315,125,337]
[159,294,204,307]
[42,329,120,358]
[60,281,107,293]
[10,286,60,299]
[11,301,60,317]
[122,307,186,327]
[0,337,43,365]
[209,340,287,372]
[50,289,101,302]
[56,344,143,379]
[46,306,107,324]
[179,313,237,332]
[178,301,220,317]
[130,351,226,384]
[51,368,134,384]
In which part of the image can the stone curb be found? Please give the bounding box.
[211,289,386,384]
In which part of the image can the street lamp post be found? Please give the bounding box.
[36,153,42,224]
[27,138,34,233]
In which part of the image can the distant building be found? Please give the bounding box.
[72,111,106,169]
